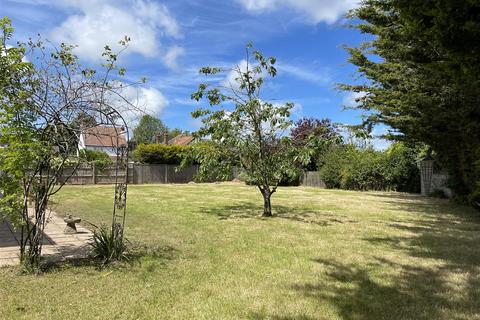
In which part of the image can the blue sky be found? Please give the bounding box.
[2,0,388,148]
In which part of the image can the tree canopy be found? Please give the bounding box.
[133,114,167,144]
[290,118,341,170]
[342,0,480,201]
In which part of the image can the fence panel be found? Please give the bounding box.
[133,164,198,184]
[60,165,94,185]
[301,171,326,188]
[60,163,198,185]
[133,164,166,184]
[166,165,199,183]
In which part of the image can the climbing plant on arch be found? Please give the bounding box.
[0,18,136,271]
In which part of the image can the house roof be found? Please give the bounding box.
[168,134,194,146]
[82,126,127,147]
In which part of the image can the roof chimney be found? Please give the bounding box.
[155,133,162,144]
[163,132,169,145]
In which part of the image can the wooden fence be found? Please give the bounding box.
[62,163,199,185]
[300,171,326,188]
[62,165,327,187]
[132,164,199,184]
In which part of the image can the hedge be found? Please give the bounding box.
[319,142,421,192]
[134,144,188,165]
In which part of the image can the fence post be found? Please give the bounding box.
[164,164,168,184]
[131,163,135,184]
[92,163,97,184]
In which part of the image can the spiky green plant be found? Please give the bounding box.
[90,224,128,265]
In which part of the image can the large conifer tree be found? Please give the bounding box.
[342,0,480,200]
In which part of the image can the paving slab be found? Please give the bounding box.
[0,209,93,267]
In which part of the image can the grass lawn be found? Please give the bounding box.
[1,183,480,319]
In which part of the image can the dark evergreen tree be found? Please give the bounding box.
[342,0,480,201]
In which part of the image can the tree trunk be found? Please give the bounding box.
[262,188,272,217]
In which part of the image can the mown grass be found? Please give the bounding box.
[1,183,480,319]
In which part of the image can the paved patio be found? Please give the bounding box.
[0,210,93,267]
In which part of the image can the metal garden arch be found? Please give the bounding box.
[86,105,130,238]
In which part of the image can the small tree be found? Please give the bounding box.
[133,114,167,144]
[190,44,309,217]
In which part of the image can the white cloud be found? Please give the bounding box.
[136,87,169,116]
[107,84,169,126]
[162,46,185,70]
[342,91,366,108]
[220,60,330,91]
[277,63,330,85]
[237,0,359,24]
[50,0,181,67]
[173,97,201,107]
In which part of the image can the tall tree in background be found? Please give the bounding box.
[341,0,480,201]
[133,115,166,144]
[290,118,341,170]
[191,44,311,217]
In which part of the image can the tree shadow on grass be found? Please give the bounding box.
[247,311,316,320]
[369,195,480,266]
[200,203,358,226]
[291,194,480,320]
[293,258,461,320]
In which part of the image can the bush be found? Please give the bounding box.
[340,149,388,191]
[79,149,113,168]
[90,224,128,266]
[384,143,421,193]
[134,143,188,164]
[319,142,421,192]
[318,145,354,189]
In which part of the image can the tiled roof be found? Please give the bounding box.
[168,134,194,146]
[82,126,127,147]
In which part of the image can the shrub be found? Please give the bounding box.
[90,224,128,266]
[134,143,188,164]
[384,143,421,193]
[319,142,421,192]
[79,149,113,169]
[340,149,388,191]
[318,145,354,189]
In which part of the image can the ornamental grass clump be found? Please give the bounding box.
[90,224,128,266]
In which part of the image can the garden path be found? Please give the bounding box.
[0,210,92,267]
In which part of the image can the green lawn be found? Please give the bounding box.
[1,183,480,319]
